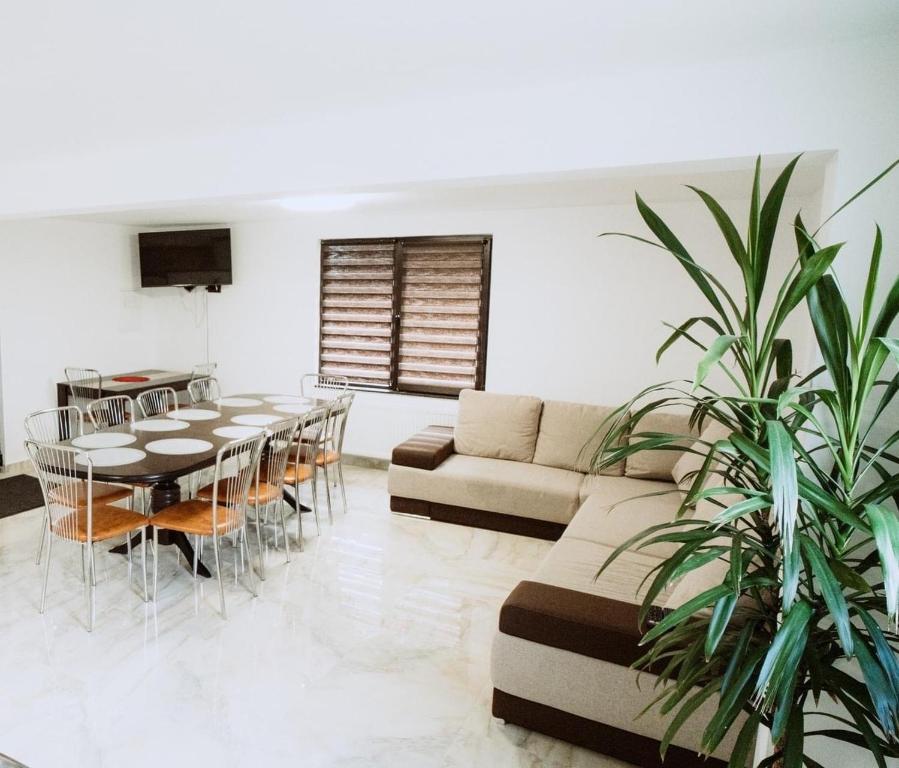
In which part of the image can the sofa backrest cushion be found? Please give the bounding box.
[625,411,696,481]
[454,389,544,462]
[532,400,624,475]
[671,420,732,490]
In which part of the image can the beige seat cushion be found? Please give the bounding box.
[625,411,695,481]
[531,536,668,605]
[532,400,624,476]
[490,633,743,762]
[566,477,686,558]
[387,454,583,524]
[671,420,732,489]
[454,390,543,462]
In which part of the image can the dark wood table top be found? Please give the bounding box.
[62,394,326,485]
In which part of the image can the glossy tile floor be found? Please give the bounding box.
[0,466,630,768]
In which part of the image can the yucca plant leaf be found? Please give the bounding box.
[782,706,805,768]
[782,534,801,610]
[880,337,899,367]
[859,226,883,342]
[806,272,852,397]
[871,270,899,339]
[641,583,734,646]
[801,534,853,653]
[756,155,802,297]
[727,713,760,768]
[814,157,899,236]
[767,420,799,556]
[687,185,749,275]
[705,593,737,658]
[852,630,899,741]
[695,335,741,389]
[703,646,765,752]
[722,620,758,697]
[753,600,813,707]
[864,503,899,627]
[659,680,721,758]
[656,316,726,362]
[855,607,899,698]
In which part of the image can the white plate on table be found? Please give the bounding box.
[167,409,220,421]
[145,438,214,455]
[263,395,305,404]
[216,397,263,408]
[231,414,281,427]
[72,432,136,449]
[134,419,190,432]
[213,425,264,439]
[76,447,146,467]
[273,403,313,415]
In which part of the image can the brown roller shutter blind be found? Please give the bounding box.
[319,239,396,387]
[319,235,491,397]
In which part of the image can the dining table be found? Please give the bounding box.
[60,393,325,578]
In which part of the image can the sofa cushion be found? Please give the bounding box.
[671,420,732,490]
[625,411,696,481]
[390,425,455,470]
[566,477,686,558]
[532,400,624,475]
[454,390,543,462]
[387,454,582,525]
[531,536,669,605]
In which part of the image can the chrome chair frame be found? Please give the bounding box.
[300,373,349,401]
[64,367,102,411]
[190,362,218,381]
[87,395,134,431]
[152,432,265,619]
[187,376,221,404]
[317,392,355,522]
[285,406,328,547]
[136,386,178,419]
[26,440,148,631]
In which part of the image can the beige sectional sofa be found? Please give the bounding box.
[388,390,738,768]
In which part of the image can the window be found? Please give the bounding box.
[319,235,491,397]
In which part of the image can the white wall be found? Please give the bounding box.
[192,189,822,459]
[0,220,207,465]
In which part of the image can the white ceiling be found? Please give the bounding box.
[63,152,832,227]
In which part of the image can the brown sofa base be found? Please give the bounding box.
[492,688,727,768]
[390,496,565,541]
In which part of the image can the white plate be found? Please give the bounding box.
[145,438,214,455]
[273,403,313,415]
[72,432,137,449]
[76,447,146,467]
[263,395,304,404]
[216,397,263,408]
[232,414,281,426]
[133,419,190,432]
[213,425,264,439]
[168,408,220,421]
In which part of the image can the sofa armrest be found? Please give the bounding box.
[391,425,455,470]
[499,580,663,668]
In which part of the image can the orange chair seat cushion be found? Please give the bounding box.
[52,505,148,542]
[151,499,241,536]
[281,462,314,484]
[49,481,133,508]
[289,448,340,466]
[196,479,281,506]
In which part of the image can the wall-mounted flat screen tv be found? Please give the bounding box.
[139,228,232,287]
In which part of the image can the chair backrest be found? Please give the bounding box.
[24,406,84,443]
[87,395,133,431]
[301,373,349,400]
[210,433,266,535]
[188,376,221,404]
[191,362,218,381]
[26,440,95,543]
[259,417,301,492]
[65,367,102,409]
[289,406,328,481]
[136,387,178,419]
[323,392,355,454]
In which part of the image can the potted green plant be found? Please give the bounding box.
[592,156,899,767]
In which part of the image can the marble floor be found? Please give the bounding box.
[0,466,630,768]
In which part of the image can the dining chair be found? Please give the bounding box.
[283,406,328,547]
[151,432,266,619]
[136,386,178,418]
[305,393,354,523]
[198,417,299,579]
[26,440,149,632]
[87,395,134,431]
[191,362,218,381]
[64,367,102,410]
[24,406,133,565]
[300,373,349,400]
[187,376,221,404]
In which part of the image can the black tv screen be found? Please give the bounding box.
[139,228,232,287]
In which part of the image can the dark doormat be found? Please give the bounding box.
[0,475,44,520]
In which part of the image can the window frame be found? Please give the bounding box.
[319,234,492,399]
